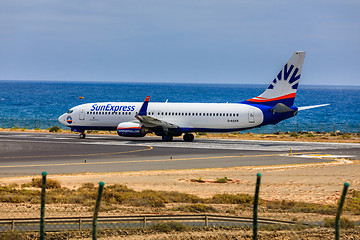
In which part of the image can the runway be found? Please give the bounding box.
[0,132,359,177]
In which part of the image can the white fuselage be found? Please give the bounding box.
[58,102,264,132]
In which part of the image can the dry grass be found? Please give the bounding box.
[1,181,359,216]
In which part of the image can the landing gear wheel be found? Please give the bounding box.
[183,133,194,142]
[162,135,173,142]
[79,133,86,139]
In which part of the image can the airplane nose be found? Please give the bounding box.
[58,114,66,124]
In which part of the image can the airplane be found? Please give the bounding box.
[58,51,329,142]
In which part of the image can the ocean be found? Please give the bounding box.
[0,81,359,133]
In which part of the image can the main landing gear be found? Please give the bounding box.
[183,133,194,142]
[161,135,173,142]
[161,133,194,142]
[79,132,86,139]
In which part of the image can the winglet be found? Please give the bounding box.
[137,96,150,116]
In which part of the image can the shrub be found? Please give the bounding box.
[126,197,165,208]
[306,133,315,137]
[87,130,99,133]
[191,177,205,183]
[344,189,360,211]
[0,195,26,203]
[174,203,217,213]
[49,126,61,132]
[0,231,26,240]
[149,222,187,232]
[163,191,202,203]
[266,200,336,215]
[341,134,351,139]
[290,132,299,137]
[30,178,61,189]
[81,183,95,189]
[216,177,228,183]
[324,217,355,229]
[226,209,236,214]
[211,193,253,204]
[197,132,208,136]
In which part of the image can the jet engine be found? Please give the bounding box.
[117,121,147,137]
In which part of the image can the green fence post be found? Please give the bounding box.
[335,182,349,240]
[253,173,261,240]
[92,182,105,240]
[40,172,47,240]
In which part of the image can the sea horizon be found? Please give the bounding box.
[0,80,359,133]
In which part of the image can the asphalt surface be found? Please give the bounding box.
[0,132,359,177]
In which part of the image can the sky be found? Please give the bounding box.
[0,0,359,85]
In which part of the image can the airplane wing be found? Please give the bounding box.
[136,115,179,128]
[135,96,179,129]
[298,103,330,111]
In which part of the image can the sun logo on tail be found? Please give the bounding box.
[267,64,300,90]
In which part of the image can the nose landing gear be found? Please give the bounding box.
[79,132,86,139]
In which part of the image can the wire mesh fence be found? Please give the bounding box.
[0,215,299,232]
[0,117,359,133]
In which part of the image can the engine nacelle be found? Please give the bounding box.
[117,122,147,137]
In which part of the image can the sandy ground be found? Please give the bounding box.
[1,144,359,239]
[2,158,359,205]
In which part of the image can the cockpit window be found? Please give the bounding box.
[67,109,74,114]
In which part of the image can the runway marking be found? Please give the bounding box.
[0,145,153,159]
[0,151,321,168]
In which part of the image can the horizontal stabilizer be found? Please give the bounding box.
[271,103,294,113]
[298,103,330,111]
